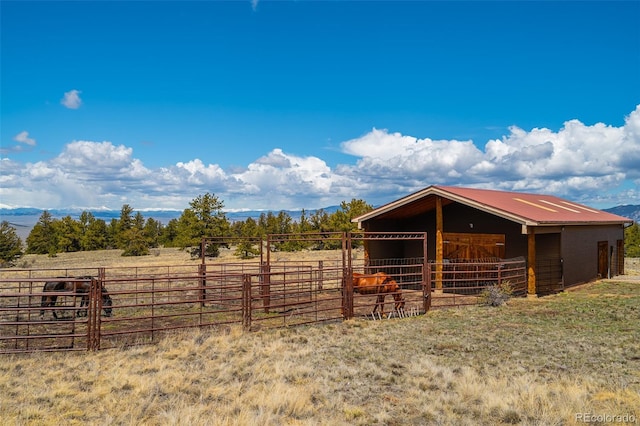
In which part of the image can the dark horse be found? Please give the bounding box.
[40,276,113,319]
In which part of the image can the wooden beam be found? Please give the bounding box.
[527,228,536,297]
[436,196,443,291]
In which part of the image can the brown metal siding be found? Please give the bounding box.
[360,196,627,295]
[561,225,625,286]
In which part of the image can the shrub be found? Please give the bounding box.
[481,281,513,306]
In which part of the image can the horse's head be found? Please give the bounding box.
[384,276,405,311]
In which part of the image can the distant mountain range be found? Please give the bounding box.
[603,205,640,222]
[1,204,636,241]
[0,206,341,240]
[0,206,340,222]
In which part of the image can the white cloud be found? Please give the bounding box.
[61,89,82,109]
[251,0,259,12]
[2,106,639,211]
[13,131,36,146]
[337,105,640,205]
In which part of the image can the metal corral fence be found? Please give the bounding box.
[428,257,528,307]
[0,233,527,353]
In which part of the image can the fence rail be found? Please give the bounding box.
[427,257,527,308]
[1,233,528,353]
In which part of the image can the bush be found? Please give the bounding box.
[481,281,513,306]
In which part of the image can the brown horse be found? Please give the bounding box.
[352,272,405,316]
[40,276,113,319]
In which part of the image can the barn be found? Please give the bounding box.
[353,185,634,296]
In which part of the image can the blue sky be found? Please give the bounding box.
[1,1,639,212]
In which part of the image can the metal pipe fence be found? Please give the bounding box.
[427,257,527,308]
[0,233,527,353]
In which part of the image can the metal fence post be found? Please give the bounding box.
[242,274,252,330]
[343,232,354,320]
[88,271,104,351]
[199,263,207,307]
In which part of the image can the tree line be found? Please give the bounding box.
[3,193,640,267]
[0,193,373,266]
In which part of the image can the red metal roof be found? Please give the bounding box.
[354,185,633,226]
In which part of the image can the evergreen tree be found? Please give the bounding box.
[55,215,82,252]
[26,211,58,255]
[309,209,330,233]
[120,210,150,256]
[327,199,373,248]
[106,219,119,249]
[329,199,373,233]
[625,223,640,257]
[144,217,163,248]
[297,209,312,233]
[308,209,332,249]
[84,217,108,251]
[175,193,230,258]
[0,221,23,267]
[78,211,93,250]
[116,204,134,249]
[121,227,150,256]
[232,217,261,259]
[160,218,179,247]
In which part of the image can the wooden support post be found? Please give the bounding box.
[527,229,537,297]
[435,196,444,292]
[423,235,431,313]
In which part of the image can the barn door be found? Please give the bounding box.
[443,233,505,259]
[597,241,609,279]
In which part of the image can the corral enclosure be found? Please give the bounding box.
[0,232,526,353]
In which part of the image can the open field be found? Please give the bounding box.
[0,251,638,424]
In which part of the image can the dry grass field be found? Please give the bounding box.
[1,250,639,425]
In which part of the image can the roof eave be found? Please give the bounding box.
[352,185,537,226]
[352,185,633,227]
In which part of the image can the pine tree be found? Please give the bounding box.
[82,214,108,251]
[144,217,162,248]
[55,215,82,252]
[0,221,23,267]
[175,193,230,258]
[233,217,261,259]
[121,211,150,256]
[625,223,640,257]
[160,218,179,247]
[115,204,134,249]
[26,211,58,255]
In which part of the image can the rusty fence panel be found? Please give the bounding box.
[0,232,436,353]
[0,278,96,353]
[247,263,345,330]
[427,257,527,308]
[97,270,246,349]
